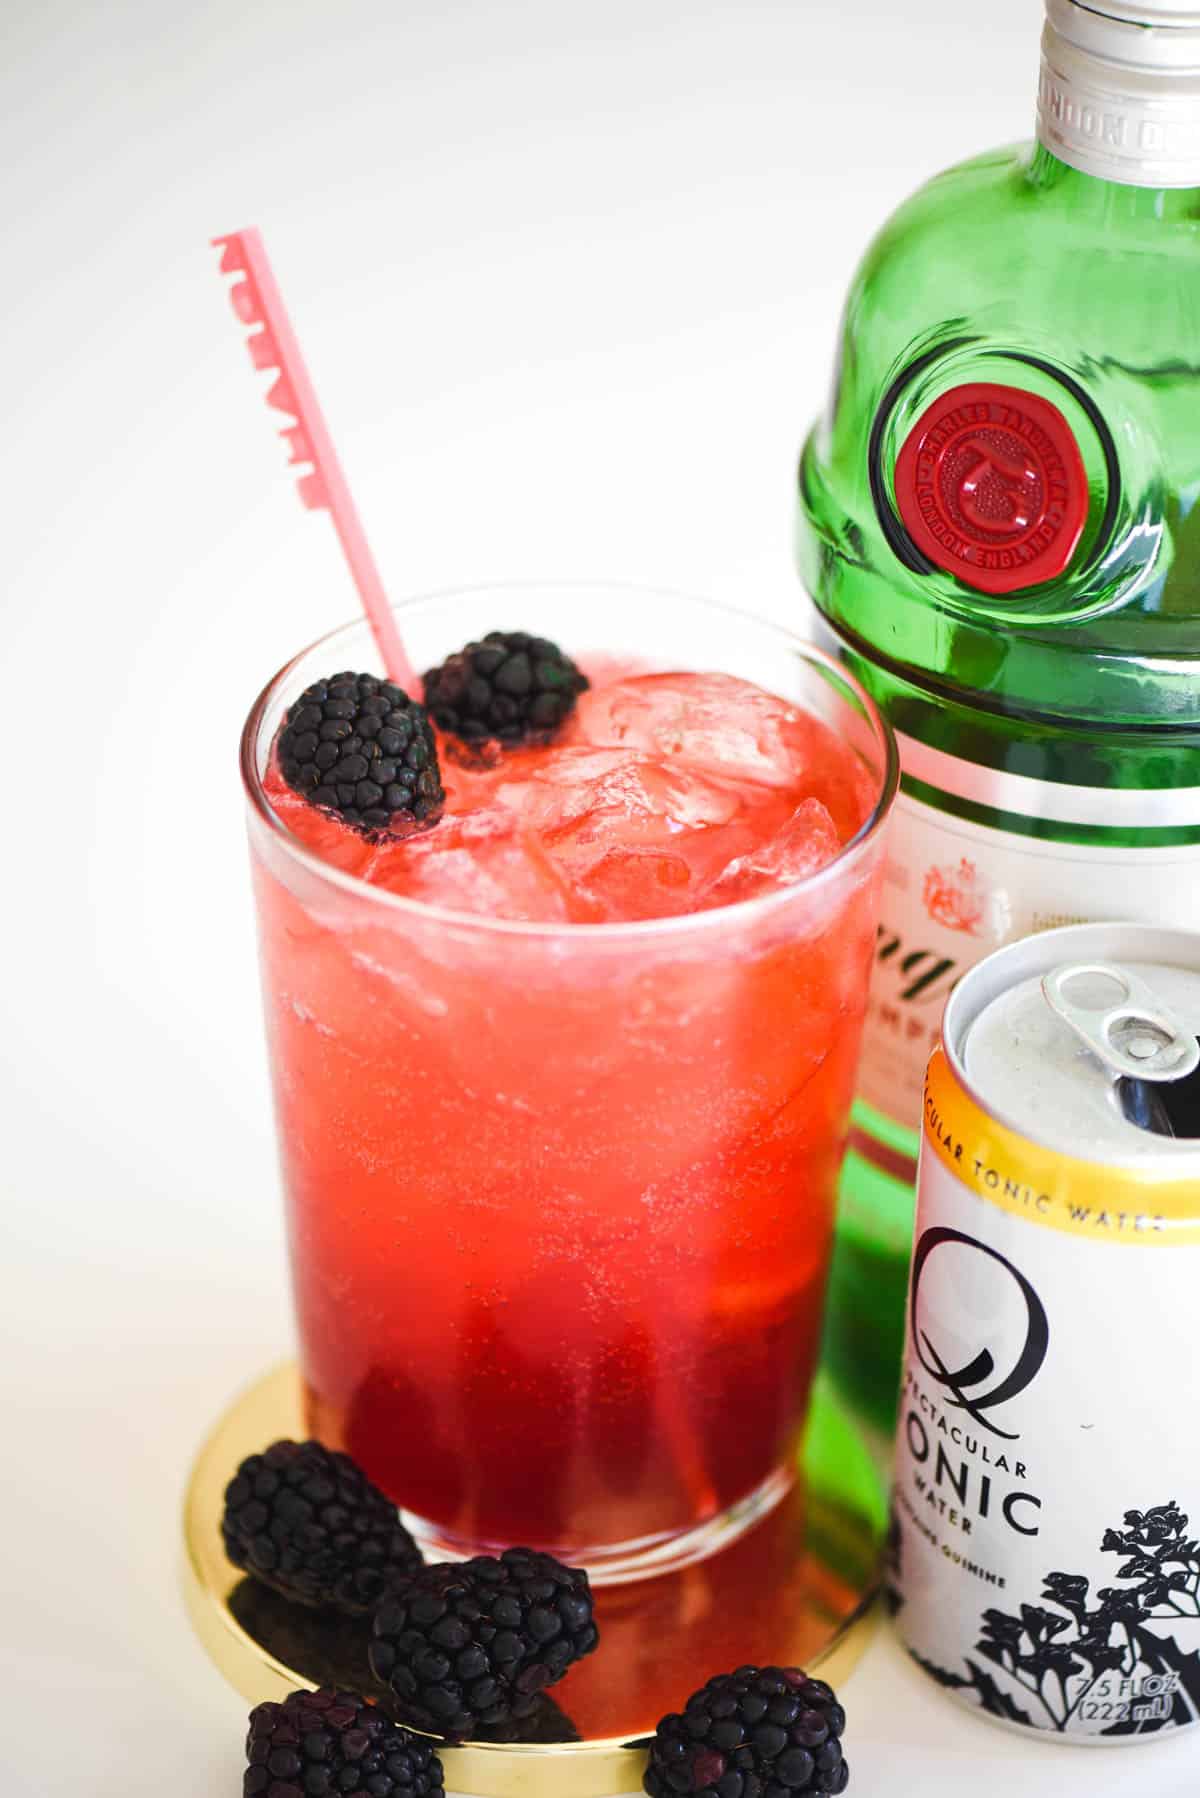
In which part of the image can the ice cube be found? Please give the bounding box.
[493,746,743,838]
[392,838,577,921]
[476,744,768,919]
[707,798,842,902]
[572,672,877,839]
[569,672,820,791]
[378,807,579,921]
[568,846,698,921]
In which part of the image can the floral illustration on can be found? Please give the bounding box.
[892,1501,1200,1735]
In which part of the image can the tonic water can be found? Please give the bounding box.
[890,922,1200,1743]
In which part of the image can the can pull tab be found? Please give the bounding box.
[1042,961,1200,1083]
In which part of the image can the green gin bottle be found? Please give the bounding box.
[797,0,1200,1444]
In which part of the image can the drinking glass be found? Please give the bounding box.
[241,584,897,1580]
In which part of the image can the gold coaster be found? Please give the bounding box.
[183,1364,882,1797]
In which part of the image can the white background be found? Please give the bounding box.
[4,0,1198,1790]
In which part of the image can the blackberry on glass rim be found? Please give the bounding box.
[423,629,588,745]
[277,671,444,832]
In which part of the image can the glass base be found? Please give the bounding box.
[401,1465,796,1587]
[183,1362,885,1798]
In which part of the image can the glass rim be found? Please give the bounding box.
[239,580,900,942]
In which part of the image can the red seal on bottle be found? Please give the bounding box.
[893,382,1088,595]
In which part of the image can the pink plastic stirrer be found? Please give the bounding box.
[212,228,416,691]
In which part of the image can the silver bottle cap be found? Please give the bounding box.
[1039,0,1200,185]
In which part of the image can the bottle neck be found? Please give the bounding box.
[1027,140,1200,217]
[1037,2,1200,188]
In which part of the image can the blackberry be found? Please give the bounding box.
[278,672,444,831]
[423,631,588,745]
[223,1439,423,1616]
[369,1547,599,1740]
[644,1666,849,1797]
[245,1687,444,1798]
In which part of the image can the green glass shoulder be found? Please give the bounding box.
[797,142,1200,727]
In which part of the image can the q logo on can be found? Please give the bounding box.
[910,1225,1050,1442]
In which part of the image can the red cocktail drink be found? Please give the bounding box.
[242,587,895,1577]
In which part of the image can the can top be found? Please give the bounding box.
[1041,958,1200,1084]
[945,924,1200,1170]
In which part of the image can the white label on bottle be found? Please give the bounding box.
[892,1115,1200,1740]
[859,748,1200,1138]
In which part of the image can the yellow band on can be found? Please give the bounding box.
[924,1048,1200,1245]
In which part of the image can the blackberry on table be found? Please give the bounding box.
[644,1666,849,1797]
[423,630,588,745]
[223,1439,423,1616]
[370,1547,599,1740]
[244,1687,444,1798]
[278,671,444,831]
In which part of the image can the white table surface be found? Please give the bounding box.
[6,0,1199,1789]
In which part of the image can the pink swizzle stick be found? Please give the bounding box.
[212,228,417,692]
